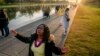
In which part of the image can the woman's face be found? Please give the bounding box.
[36,25,44,36]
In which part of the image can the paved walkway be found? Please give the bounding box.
[0,5,78,56]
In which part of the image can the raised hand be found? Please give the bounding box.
[10,30,18,36]
[61,46,68,54]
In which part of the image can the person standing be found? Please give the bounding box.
[10,24,68,56]
[0,9,9,37]
[55,5,60,13]
[43,7,50,18]
[62,8,70,35]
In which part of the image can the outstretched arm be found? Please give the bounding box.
[51,41,68,55]
[10,30,31,43]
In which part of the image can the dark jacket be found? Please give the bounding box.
[0,11,9,27]
[15,34,63,56]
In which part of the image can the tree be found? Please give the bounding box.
[0,0,5,4]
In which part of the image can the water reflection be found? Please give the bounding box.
[5,6,41,19]
[7,6,56,29]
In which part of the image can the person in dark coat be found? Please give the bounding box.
[43,7,50,18]
[55,6,60,13]
[0,9,9,37]
[10,24,68,56]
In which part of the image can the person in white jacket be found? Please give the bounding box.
[62,8,70,35]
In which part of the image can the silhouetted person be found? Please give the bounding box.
[0,9,9,37]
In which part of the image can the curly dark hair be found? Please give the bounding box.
[33,24,50,42]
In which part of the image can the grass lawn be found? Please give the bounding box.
[63,2,100,56]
